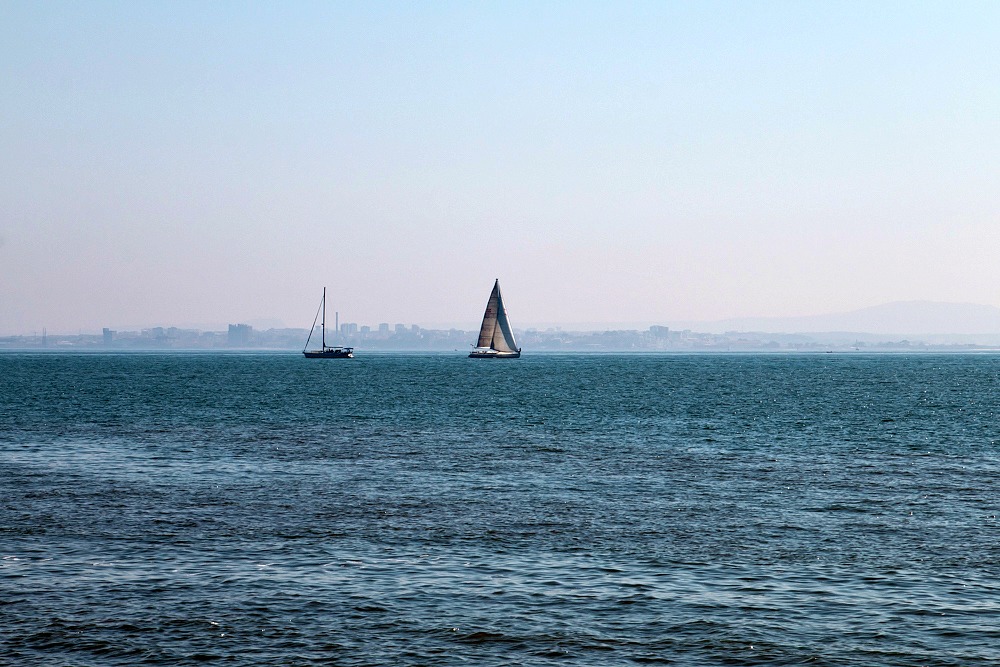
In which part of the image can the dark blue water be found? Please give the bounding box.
[2,352,999,665]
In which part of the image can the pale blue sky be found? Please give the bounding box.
[2,1,999,333]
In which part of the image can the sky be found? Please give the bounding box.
[2,1,999,334]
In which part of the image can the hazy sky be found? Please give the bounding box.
[3,1,999,334]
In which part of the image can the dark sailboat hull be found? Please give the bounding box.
[303,348,353,359]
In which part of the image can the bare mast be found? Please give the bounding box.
[321,287,327,349]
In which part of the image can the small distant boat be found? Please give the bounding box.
[469,279,521,359]
[303,287,353,359]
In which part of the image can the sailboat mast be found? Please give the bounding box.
[321,287,327,349]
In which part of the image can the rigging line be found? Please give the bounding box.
[303,295,323,352]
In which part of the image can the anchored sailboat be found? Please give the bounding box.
[303,288,353,359]
[469,279,521,358]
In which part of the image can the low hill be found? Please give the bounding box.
[694,301,1000,336]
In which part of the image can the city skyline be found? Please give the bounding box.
[4,3,1000,335]
[10,298,1000,340]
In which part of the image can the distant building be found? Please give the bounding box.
[379,323,390,335]
[228,323,253,346]
[103,328,115,345]
[650,325,670,338]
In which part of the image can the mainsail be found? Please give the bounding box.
[472,279,519,356]
[476,285,499,348]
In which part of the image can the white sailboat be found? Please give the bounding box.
[469,279,521,359]
[303,287,353,359]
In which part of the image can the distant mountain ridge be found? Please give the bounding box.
[692,301,1000,336]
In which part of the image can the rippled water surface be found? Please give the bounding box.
[2,352,999,665]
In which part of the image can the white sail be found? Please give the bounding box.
[492,288,518,352]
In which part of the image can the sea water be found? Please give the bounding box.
[2,352,999,665]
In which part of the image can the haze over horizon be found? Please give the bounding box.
[4,2,999,337]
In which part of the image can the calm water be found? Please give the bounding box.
[2,352,999,665]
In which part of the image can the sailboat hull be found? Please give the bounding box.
[468,348,520,359]
[303,348,353,359]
